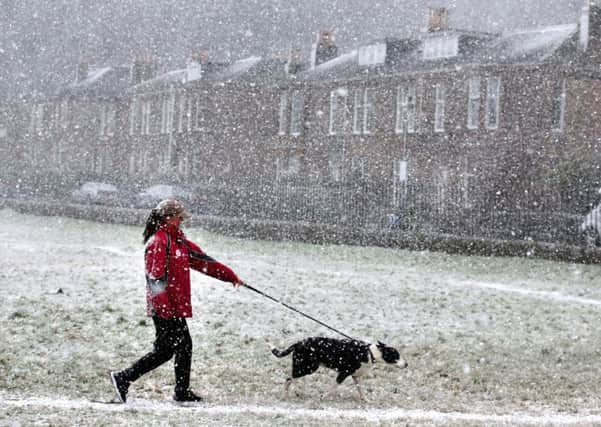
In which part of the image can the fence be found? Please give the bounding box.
[196,179,587,248]
[0,171,589,248]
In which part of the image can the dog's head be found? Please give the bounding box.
[376,341,408,368]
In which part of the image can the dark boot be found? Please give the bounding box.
[173,389,203,403]
[109,371,130,403]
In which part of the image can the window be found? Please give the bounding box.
[395,159,407,183]
[329,87,350,135]
[353,88,372,135]
[54,103,65,131]
[467,77,481,130]
[275,156,301,182]
[329,90,338,135]
[350,156,366,182]
[161,97,168,134]
[290,91,304,136]
[352,91,360,134]
[37,104,45,132]
[167,92,175,133]
[551,79,566,132]
[107,105,116,136]
[392,159,408,206]
[128,154,136,176]
[53,140,64,170]
[278,90,305,136]
[461,158,476,209]
[395,85,417,134]
[99,103,115,136]
[129,96,139,135]
[30,103,44,133]
[161,91,175,134]
[132,97,151,135]
[434,83,445,132]
[129,151,147,176]
[178,155,190,178]
[29,104,35,133]
[486,77,500,130]
[158,149,170,173]
[186,95,193,131]
[52,103,60,130]
[194,95,203,131]
[328,154,343,182]
[177,94,189,133]
[141,99,152,135]
[59,100,70,129]
[99,105,106,136]
[423,36,459,59]
[143,151,151,174]
[278,93,288,135]
[358,42,386,66]
[95,147,111,175]
[435,167,449,213]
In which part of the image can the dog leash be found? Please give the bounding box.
[242,283,357,341]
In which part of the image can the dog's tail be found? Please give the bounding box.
[271,344,296,358]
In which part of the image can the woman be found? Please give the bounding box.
[110,199,244,403]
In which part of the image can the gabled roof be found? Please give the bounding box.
[52,19,584,97]
[56,66,131,97]
[126,56,290,91]
[481,24,578,64]
[301,23,580,82]
[302,50,362,82]
[202,56,288,83]
[128,69,188,93]
[215,56,262,79]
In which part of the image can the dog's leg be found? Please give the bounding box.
[352,376,366,402]
[284,377,293,399]
[320,382,339,401]
[321,372,350,400]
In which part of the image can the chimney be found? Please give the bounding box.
[285,48,304,75]
[130,57,158,86]
[189,50,211,66]
[311,31,338,68]
[141,58,158,82]
[75,61,88,83]
[427,7,450,32]
[186,57,202,82]
[198,50,211,65]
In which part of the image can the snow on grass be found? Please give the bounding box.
[5,396,601,426]
[2,208,601,426]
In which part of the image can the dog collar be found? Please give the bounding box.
[368,347,375,364]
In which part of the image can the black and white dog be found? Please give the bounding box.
[272,337,407,401]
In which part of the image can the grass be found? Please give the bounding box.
[2,208,601,425]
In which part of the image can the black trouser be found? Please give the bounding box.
[122,316,193,394]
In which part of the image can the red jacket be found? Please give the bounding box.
[145,223,240,318]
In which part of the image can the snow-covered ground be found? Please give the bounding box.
[2,208,601,426]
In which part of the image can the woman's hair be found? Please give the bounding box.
[142,208,165,243]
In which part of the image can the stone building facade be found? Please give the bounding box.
[4,3,601,244]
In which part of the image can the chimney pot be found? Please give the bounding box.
[130,57,158,86]
[427,7,450,32]
[311,30,338,68]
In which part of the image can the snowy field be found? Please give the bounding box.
[3,208,601,426]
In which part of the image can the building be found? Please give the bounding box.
[5,2,601,245]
